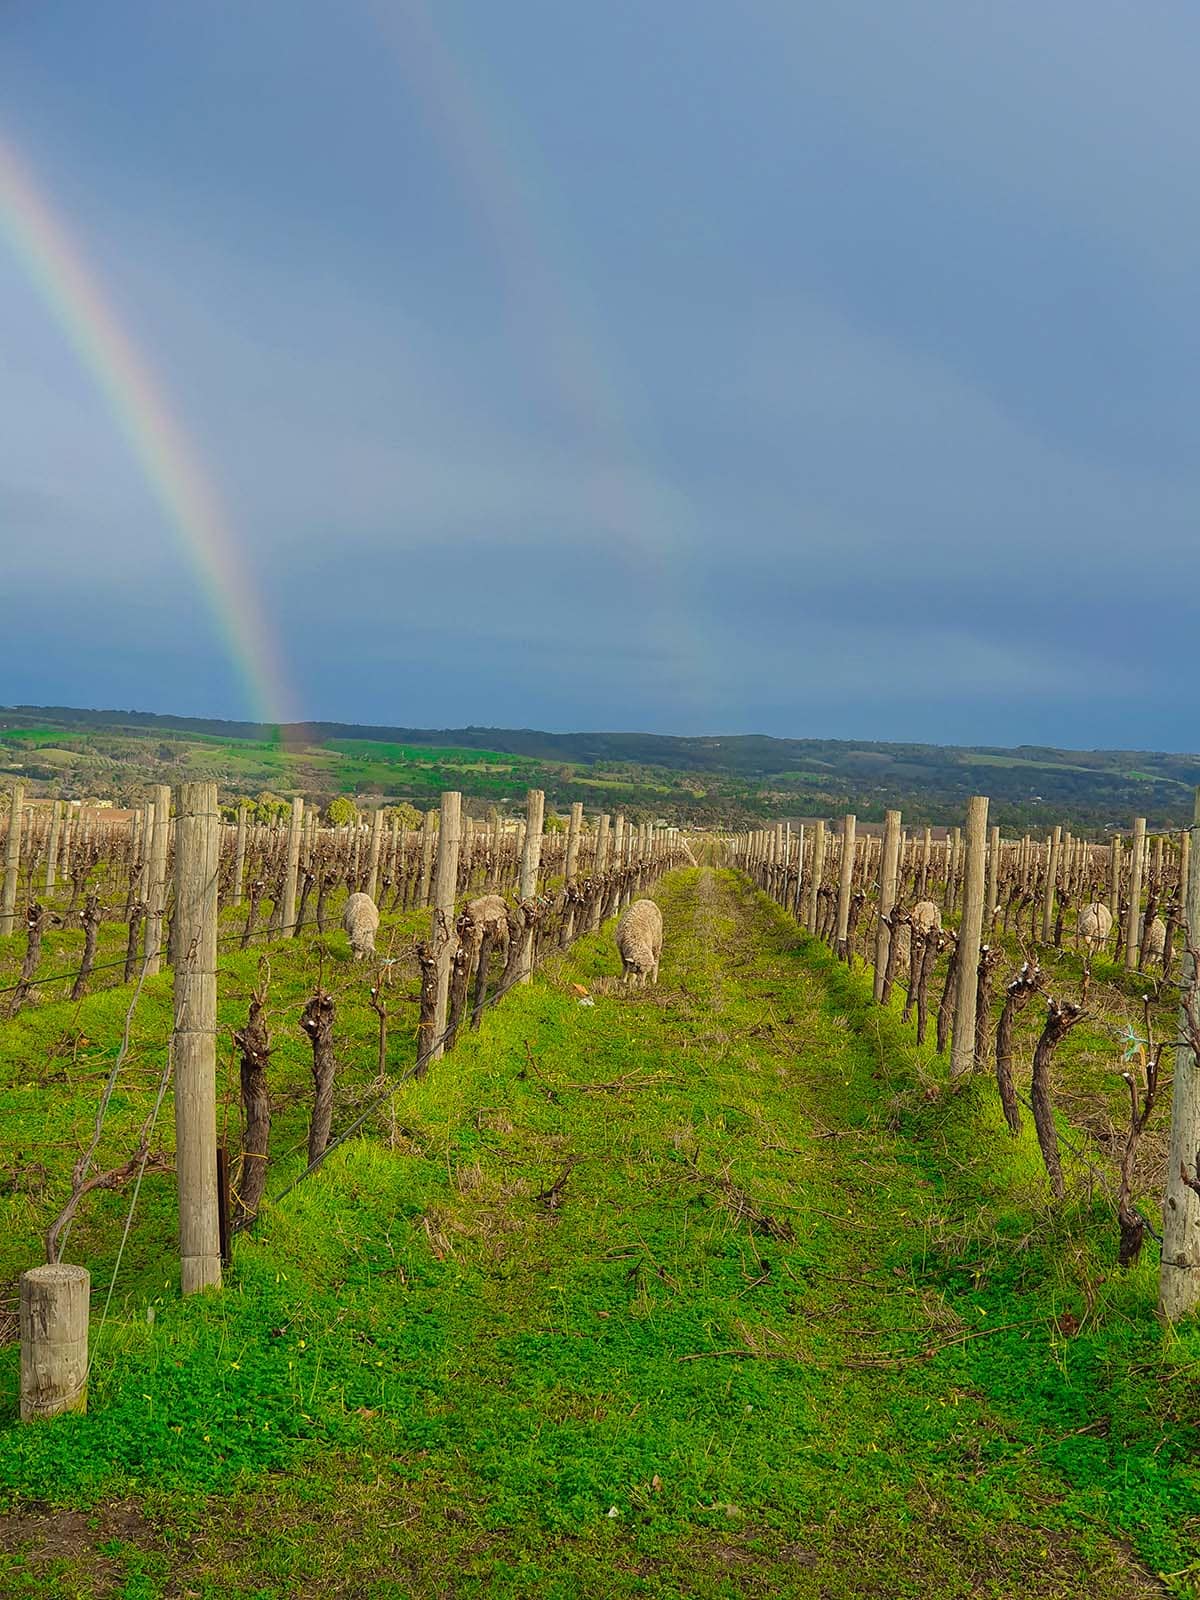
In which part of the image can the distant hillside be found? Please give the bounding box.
[3,705,1199,831]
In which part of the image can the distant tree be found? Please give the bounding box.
[254,791,290,824]
[384,801,421,829]
[326,795,357,827]
[544,809,567,834]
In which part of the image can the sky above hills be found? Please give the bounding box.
[2,3,1197,747]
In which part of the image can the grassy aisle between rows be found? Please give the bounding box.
[1,869,1196,1597]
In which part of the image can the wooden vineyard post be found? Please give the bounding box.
[419,810,436,907]
[806,820,825,933]
[948,828,961,911]
[365,806,383,903]
[1,781,24,937]
[563,801,584,942]
[1108,836,1121,924]
[282,797,304,937]
[835,814,855,960]
[590,813,610,931]
[137,801,153,904]
[232,802,248,908]
[487,812,504,891]
[792,824,806,920]
[1125,817,1146,969]
[1181,827,1192,913]
[1160,790,1200,1320]
[19,1263,90,1420]
[144,784,171,976]
[986,823,1000,931]
[951,795,988,1079]
[873,810,901,1003]
[428,791,462,1067]
[1041,824,1061,944]
[44,800,63,894]
[518,788,545,981]
[173,781,222,1295]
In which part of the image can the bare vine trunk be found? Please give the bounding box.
[235,995,272,1220]
[994,962,1041,1136]
[301,993,337,1166]
[1030,999,1083,1199]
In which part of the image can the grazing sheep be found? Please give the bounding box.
[889,901,940,976]
[1076,901,1113,952]
[616,898,663,987]
[912,900,942,935]
[342,891,380,959]
[1141,914,1167,963]
[465,893,511,952]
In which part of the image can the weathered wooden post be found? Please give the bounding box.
[948,827,962,910]
[428,791,462,1067]
[19,1262,90,1420]
[1108,836,1122,923]
[419,810,436,906]
[985,823,1000,930]
[173,781,221,1295]
[806,819,825,932]
[873,810,901,1003]
[1,781,24,937]
[951,795,988,1078]
[43,800,63,895]
[365,806,383,903]
[281,797,303,937]
[590,812,611,930]
[562,801,584,941]
[231,802,248,909]
[1040,824,1061,943]
[1125,817,1147,969]
[143,784,171,976]
[792,823,806,919]
[519,788,545,981]
[835,814,856,960]
[1182,827,1192,913]
[1160,790,1200,1320]
[60,806,75,883]
[565,802,582,883]
[487,811,504,891]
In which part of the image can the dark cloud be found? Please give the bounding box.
[2,1,1197,747]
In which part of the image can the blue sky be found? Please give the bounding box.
[2,1,1197,746]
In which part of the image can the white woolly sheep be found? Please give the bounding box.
[1141,914,1167,962]
[912,900,942,935]
[342,891,380,959]
[616,898,663,987]
[465,893,511,952]
[1076,901,1113,952]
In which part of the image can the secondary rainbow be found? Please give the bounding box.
[0,133,291,727]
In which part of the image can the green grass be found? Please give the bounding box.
[1,871,1197,1595]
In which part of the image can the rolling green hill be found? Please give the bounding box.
[2,706,1198,830]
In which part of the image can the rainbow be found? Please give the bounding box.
[0,132,291,727]
[370,2,709,708]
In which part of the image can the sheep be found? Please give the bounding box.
[342,891,380,959]
[1141,914,1166,963]
[888,899,941,977]
[1076,901,1113,952]
[465,893,511,953]
[912,900,942,935]
[616,898,663,987]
